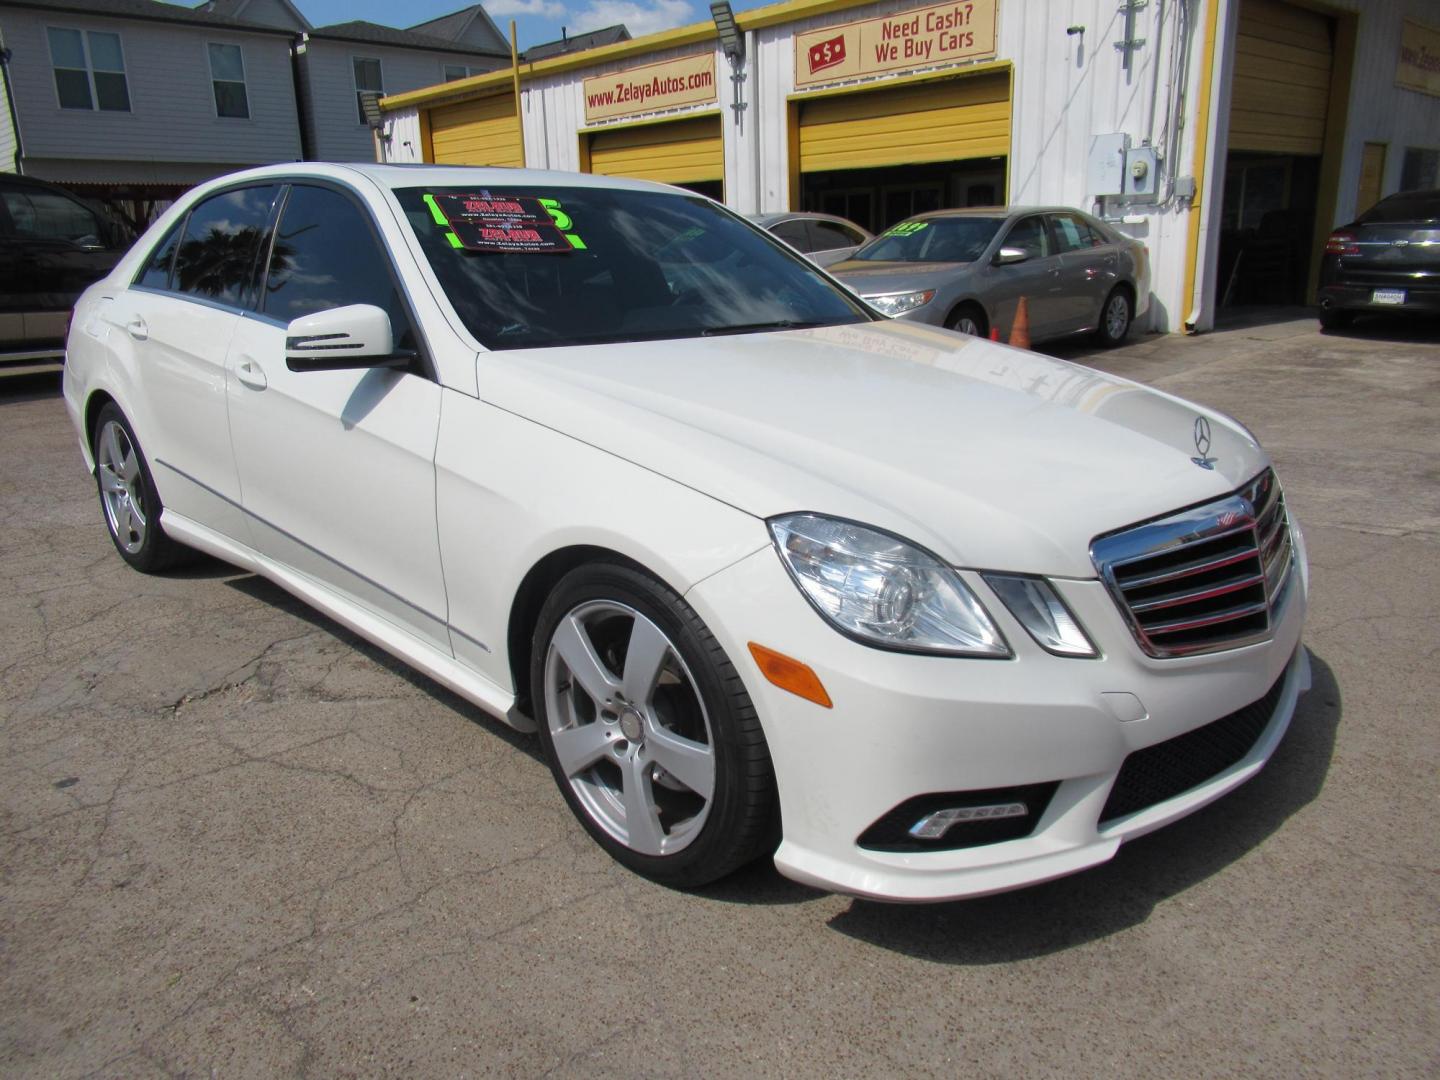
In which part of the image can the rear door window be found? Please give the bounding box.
[810,220,863,251]
[1049,213,1102,253]
[771,219,813,251]
[136,219,184,290]
[173,185,281,307]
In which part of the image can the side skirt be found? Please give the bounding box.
[160,510,530,733]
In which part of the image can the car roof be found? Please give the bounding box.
[748,211,863,228]
[906,206,1089,221]
[183,162,692,199]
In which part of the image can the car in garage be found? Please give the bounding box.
[64,164,1307,902]
[828,206,1150,346]
[1,174,130,373]
[1318,188,1440,331]
[747,211,872,267]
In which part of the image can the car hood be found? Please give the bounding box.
[827,260,973,294]
[478,321,1267,577]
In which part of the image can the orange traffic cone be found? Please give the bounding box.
[1009,296,1031,350]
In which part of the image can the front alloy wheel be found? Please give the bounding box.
[532,563,777,887]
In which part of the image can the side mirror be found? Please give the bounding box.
[994,247,1030,266]
[285,304,411,372]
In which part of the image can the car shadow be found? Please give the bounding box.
[222,572,543,763]
[0,369,63,403]
[818,652,1341,962]
[1321,312,1440,345]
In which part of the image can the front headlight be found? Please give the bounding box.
[865,289,936,317]
[769,514,1010,657]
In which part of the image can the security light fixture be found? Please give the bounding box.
[710,1,744,62]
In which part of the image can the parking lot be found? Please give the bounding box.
[2,313,1437,1077]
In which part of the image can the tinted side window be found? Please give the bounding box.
[2,188,102,244]
[1050,213,1100,253]
[262,185,415,349]
[174,185,280,306]
[137,218,184,289]
[771,219,812,251]
[1004,215,1051,258]
[810,220,862,250]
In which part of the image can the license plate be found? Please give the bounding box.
[1371,288,1406,306]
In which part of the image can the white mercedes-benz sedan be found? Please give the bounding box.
[63,164,1309,902]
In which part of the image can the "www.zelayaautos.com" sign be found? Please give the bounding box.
[583,53,717,123]
[794,0,997,89]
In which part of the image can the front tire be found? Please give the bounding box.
[531,562,777,888]
[92,403,191,573]
[945,302,988,338]
[1096,287,1133,347]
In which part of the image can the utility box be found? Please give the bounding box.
[1088,133,1130,197]
[1123,145,1159,200]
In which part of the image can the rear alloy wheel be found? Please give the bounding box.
[1096,287,1133,347]
[532,563,776,887]
[92,403,190,573]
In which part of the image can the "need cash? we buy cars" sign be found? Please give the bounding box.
[794,0,998,89]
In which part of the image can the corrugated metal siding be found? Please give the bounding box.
[430,92,523,166]
[1228,0,1333,155]
[0,8,300,166]
[588,115,722,183]
[797,71,1009,172]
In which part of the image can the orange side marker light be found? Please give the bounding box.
[747,643,832,709]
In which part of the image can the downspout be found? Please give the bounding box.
[290,33,312,160]
[1181,0,1223,332]
[0,34,24,172]
[509,21,526,167]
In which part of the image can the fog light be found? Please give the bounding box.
[908,802,1028,839]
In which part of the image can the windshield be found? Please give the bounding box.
[395,186,871,350]
[851,217,1003,263]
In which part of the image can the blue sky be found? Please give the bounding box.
[240,0,771,52]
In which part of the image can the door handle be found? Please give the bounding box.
[235,356,268,390]
[126,317,148,341]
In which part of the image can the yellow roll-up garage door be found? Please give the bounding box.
[1228,0,1333,155]
[429,92,523,167]
[797,71,1010,173]
[587,116,723,186]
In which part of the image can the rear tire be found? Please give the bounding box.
[1318,306,1354,332]
[1095,287,1133,347]
[530,562,778,888]
[92,403,191,573]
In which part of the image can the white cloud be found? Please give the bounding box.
[487,0,568,18]
[569,0,698,37]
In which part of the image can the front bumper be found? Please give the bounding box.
[685,530,1310,902]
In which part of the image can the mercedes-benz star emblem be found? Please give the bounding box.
[1191,415,1218,470]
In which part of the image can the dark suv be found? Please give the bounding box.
[1318,189,1440,331]
[1,175,130,370]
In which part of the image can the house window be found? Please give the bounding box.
[443,64,483,82]
[208,43,249,119]
[47,27,130,112]
[352,57,383,123]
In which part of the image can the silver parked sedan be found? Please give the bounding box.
[748,211,873,268]
[828,207,1150,346]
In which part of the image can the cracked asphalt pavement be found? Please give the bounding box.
[2,312,1437,1077]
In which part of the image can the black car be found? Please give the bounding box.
[0,175,130,370]
[1318,189,1439,331]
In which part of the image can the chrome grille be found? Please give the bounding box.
[1091,470,1295,658]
